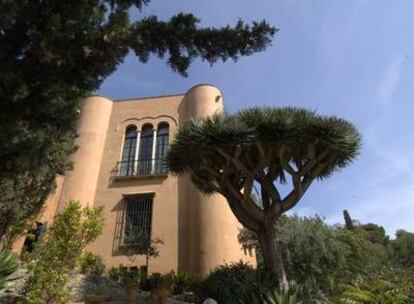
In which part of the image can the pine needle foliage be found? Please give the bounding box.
[0,0,276,246]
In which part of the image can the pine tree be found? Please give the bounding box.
[343,209,354,230]
[0,0,276,247]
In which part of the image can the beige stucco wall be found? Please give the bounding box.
[178,85,255,275]
[58,96,113,210]
[87,94,182,274]
[15,84,255,276]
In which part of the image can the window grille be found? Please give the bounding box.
[123,195,153,249]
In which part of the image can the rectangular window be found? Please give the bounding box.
[123,195,153,249]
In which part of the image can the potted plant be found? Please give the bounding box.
[120,269,139,301]
[79,252,105,276]
[171,271,189,295]
[150,274,171,303]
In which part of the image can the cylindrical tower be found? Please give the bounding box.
[58,96,113,210]
[178,84,254,276]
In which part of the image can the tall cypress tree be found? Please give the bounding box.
[0,0,276,247]
[343,209,354,230]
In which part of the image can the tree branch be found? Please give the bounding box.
[223,181,264,223]
[225,194,261,232]
[280,175,314,213]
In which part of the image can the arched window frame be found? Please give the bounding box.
[155,122,169,173]
[120,125,138,176]
[137,124,154,175]
[118,121,170,177]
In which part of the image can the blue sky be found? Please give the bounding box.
[98,0,414,235]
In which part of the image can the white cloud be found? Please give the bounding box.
[323,56,412,235]
[377,55,404,106]
[337,182,414,237]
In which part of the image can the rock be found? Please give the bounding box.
[202,299,217,304]
[67,273,126,302]
[0,292,25,304]
[0,268,28,303]
[3,268,28,294]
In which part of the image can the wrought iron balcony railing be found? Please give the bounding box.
[112,158,168,179]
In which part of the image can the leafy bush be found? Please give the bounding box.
[119,269,139,289]
[107,267,139,289]
[336,229,389,278]
[22,201,104,304]
[197,261,276,304]
[239,215,391,297]
[0,249,18,297]
[378,266,414,298]
[140,272,166,291]
[108,267,121,283]
[390,230,414,266]
[278,215,349,292]
[164,270,194,294]
[78,252,105,276]
[293,279,331,304]
[338,276,411,304]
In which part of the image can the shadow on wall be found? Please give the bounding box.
[107,175,167,189]
[111,198,126,257]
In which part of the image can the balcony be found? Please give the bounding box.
[112,158,168,180]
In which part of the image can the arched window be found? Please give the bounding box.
[155,123,169,173]
[120,126,137,176]
[138,124,154,175]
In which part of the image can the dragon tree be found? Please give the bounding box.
[167,107,361,289]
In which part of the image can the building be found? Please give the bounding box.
[13,84,254,276]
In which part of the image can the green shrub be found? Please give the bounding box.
[239,215,391,297]
[0,249,18,298]
[108,267,121,283]
[278,215,350,292]
[164,270,194,295]
[22,201,104,304]
[78,252,105,276]
[140,272,166,291]
[197,261,276,304]
[119,269,139,289]
[390,230,414,266]
[336,229,389,279]
[338,276,411,304]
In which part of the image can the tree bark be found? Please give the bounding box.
[258,224,289,290]
[0,224,11,251]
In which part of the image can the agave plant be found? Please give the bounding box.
[0,249,18,297]
[338,278,411,304]
[240,286,303,304]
